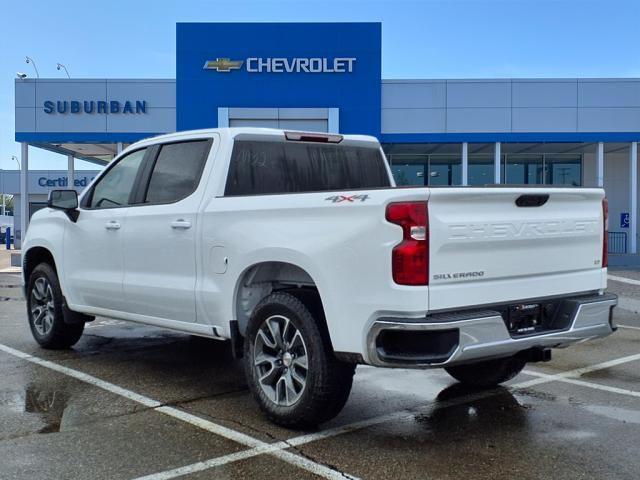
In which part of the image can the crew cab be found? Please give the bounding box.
[22,128,617,428]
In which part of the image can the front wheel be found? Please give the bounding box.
[444,354,527,388]
[27,263,84,349]
[244,291,355,429]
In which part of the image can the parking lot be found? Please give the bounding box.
[1,271,639,480]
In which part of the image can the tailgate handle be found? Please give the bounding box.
[516,194,549,207]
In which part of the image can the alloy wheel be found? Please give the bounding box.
[31,277,55,336]
[253,315,309,406]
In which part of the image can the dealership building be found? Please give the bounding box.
[12,22,640,259]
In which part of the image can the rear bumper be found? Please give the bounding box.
[366,293,618,368]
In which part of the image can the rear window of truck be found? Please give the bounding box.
[224,140,391,196]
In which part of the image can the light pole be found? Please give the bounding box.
[56,63,70,78]
[25,56,39,78]
[8,156,19,217]
[1,169,4,216]
[5,156,20,217]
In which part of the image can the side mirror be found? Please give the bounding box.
[48,189,79,222]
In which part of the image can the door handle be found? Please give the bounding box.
[171,219,192,230]
[104,221,121,230]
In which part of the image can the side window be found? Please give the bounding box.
[144,140,211,204]
[89,148,147,209]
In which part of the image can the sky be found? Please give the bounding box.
[0,0,638,171]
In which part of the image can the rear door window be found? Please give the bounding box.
[225,140,390,196]
[144,140,211,204]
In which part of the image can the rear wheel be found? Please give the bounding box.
[244,291,355,429]
[27,263,84,349]
[444,354,527,388]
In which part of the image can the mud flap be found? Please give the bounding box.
[230,320,244,359]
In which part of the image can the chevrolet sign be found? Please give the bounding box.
[204,57,356,73]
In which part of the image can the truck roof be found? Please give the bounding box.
[124,127,380,155]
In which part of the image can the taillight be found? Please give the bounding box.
[385,202,429,285]
[602,198,608,268]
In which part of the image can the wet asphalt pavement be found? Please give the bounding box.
[1,271,639,480]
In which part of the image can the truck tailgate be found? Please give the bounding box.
[427,187,606,311]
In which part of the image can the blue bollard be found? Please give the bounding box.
[5,226,10,250]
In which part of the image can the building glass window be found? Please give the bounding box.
[389,155,427,186]
[504,154,544,185]
[384,144,462,186]
[545,155,582,186]
[384,144,582,187]
[503,153,581,186]
[468,154,494,186]
[429,155,461,186]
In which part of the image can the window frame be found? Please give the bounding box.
[81,146,152,210]
[132,138,214,207]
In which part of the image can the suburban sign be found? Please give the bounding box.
[43,100,148,114]
[204,57,357,73]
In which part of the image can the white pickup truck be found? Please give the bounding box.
[22,128,617,428]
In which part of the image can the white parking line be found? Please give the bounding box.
[514,352,640,389]
[608,274,640,286]
[135,352,640,480]
[617,296,640,313]
[524,370,640,399]
[4,341,640,480]
[0,343,359,480]
[618,324,640,331]
[132,448,283,480]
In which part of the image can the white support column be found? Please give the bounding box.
[19,143,29,249]
[461,142,469,186]
[328,108,340,133]
[597,142,604,187]
[1,170,5,216]
[217,107,229,128]
[494,142,501,184]
[67,155,75,190]
[116,142,123,154]
[630,142,638,254]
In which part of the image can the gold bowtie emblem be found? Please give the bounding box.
[203,58,244,72]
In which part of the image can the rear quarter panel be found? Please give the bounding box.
[197,188,431,354]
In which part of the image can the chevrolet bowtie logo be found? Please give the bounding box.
[203,58,244,72]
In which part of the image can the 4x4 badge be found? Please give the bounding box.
[325,194,370,203]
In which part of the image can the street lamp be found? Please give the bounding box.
[11,155,20,170]
[56,63,70,78]
[25,56,39,78]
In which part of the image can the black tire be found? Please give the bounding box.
[244,291,355,429]
[26,263,84,349]
[444,354,527,388]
